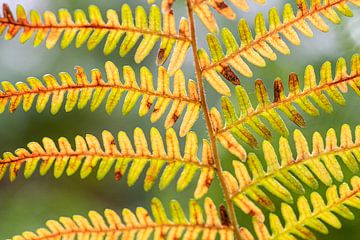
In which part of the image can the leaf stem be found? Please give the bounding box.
[185,1,242,239]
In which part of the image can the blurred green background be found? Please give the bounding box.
[0,0,359,239]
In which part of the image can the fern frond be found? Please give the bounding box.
[0,62,201,137]
[0,128,215,198]
[198,0,359,95]
[0,3,191,75]
[12,197,234,240]
[192,0,266,33]
[239,176,360,240]
[210,54,360,155]
[222,124,360,221]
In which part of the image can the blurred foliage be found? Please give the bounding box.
[0,0,359,239]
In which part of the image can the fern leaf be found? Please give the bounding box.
[192,0,266,33]
[11,197,234,240]
[0,3,191,75]
[240,176,360,240]
[0,128,215,198]
[222,124,360,221]
[0,62,201,137]
[198,0,359,95]
[211,54,360,154]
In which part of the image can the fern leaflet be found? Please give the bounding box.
[11,197,233,240]
[210,54,360,156]
[0,128,215,199]
[239,176,360,240]
[198,0,359,95]
[222,124,360,220]
[0,62,201,137]
[0,3,191,75]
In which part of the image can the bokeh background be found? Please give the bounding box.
[0,0,359,239]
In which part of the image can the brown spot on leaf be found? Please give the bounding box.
[215,1,228,10]
[152,107,159,113]
[273,79,284,102]
[208,156,215,165]
[93,71,102,83]
[227,142,234,149]
[115,171,122,181]
[248,209,256,217]
[241,130,258,148]
[146,101,153,110]
[291,112,305,127]
[160,231,167,239]
[205,176,213,187]
[220,66,240,85]
[219,205,231,226]
[172,114,179,123]
[157,48,165,63]
[167,2,174,11]
[255,79,268,105]
[297,2,306,15]
[13,167,19,177]
[9,106,17,113]
[179,27,186,36]
[288,72,299,92]
[256,196,272,207]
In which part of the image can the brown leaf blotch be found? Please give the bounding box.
[157,48,165,64]
[273,79,284,102]
[215,1,228,10]
[172,114,179,123]
[220,66,240,85]
[115,171,122,181]
[288,72,300,92]
[219,205,231,226]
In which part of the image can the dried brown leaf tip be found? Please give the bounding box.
[221,65,241,85]
[219,204,232,226]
